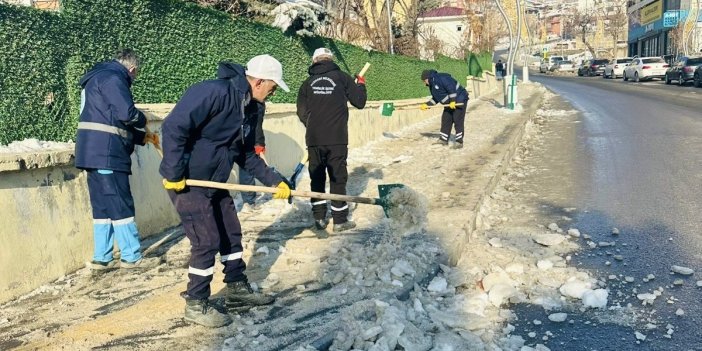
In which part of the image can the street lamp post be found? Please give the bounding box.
[495,0,515,108]
[386,0,394,54]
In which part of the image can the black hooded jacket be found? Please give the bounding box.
[296,60,367,147]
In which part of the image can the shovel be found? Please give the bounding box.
[185,179,403,217]
[379,102,465,117]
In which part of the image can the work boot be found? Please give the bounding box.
[333,221,357,233]
[184,298,232,328]
[314,218,329,230]
[120,257,161,270]
[88,260,117,271]
[433,139,448,146]
[452,143,464,149]
[226,280,275,311]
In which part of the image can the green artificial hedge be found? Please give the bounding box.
[0,0,493,143]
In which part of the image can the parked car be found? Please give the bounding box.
[664,56,702,85]
[694,65,702,87]
[623,57,669,82]
[578,59,610,76]
[553,60,576,73]
[603,57,633,79]
[540,56,564,73]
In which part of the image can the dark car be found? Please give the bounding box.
[666,56,702,85]
[578,59,610,76]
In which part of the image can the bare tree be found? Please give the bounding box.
[570,8,596,57]
[603,0,628,58]
[465,0,506,53]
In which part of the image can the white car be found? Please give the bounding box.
[553,60,576,73]
[603,57,633,79]
[623,57,669,82]
[540,56,564,73]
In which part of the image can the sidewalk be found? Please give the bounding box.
[0,83,547,351]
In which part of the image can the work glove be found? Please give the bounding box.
[420,103,430,111]
[448,101,457,110]
[163,178,186,192]
[254,145,266,155]
[355,75,366,85]
[144,132,160,147]
[272,181,291,200]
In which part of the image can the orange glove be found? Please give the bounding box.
[254,145,266,155]
[355,75,366,85]
[144,132,160,147]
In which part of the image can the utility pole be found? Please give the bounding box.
[386,0,394,54]
[520,0,530,83]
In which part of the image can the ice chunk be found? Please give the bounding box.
[548,313,568,322]
[260,273,280,289]
[547,223,560,231]
[537,260,553,271]
[427,276,448,293]
[675,308,685,316]
[612,228,620,235]
[567,228,581,238]
[489,237,503,248]
[363,326,383,340]
[391,259,416,277]
[559,280,592,299]
[582,289,608,308]
[635,332,646,341]
[506,263,524,274]
[697,280,702,287]
[397,323,432,351]
[482,272,515,292]
[671,265,694,275]
[256,246,270,255]
[533,234,566,246]
[489,284,517,307]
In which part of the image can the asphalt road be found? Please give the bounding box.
[515,72,702,350]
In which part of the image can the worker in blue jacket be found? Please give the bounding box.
[159,55,291,328]
[75,49,160,271]
[420,70,469,149]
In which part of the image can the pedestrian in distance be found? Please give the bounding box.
[496,59,505,81]
[75,48,161,271]
[159,55,292,328]
[296,47,367,233]
[420,69,469,149]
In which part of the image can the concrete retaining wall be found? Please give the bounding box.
[0,75,498,303]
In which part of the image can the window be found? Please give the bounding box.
[456,25,463,32]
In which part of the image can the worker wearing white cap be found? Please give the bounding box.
[160,55,291,328]
[297,47,367,233]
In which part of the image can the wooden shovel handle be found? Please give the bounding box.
[185,179,380,205]
[396,102,464,111]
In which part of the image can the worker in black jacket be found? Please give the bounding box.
[420,69,469,149]
[296,48,367,233]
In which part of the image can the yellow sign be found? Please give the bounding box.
[641,0,663,25]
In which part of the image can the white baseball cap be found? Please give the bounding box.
[312,47,334,61]
[246,54,289,92]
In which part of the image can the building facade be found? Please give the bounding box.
[628,0,702,57]
[417,6,469,60]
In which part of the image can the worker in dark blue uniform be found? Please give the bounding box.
[159,55,291,328]
[75,49,160,271]
[420,70,469,149]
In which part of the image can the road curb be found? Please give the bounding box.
[456,85,546,261]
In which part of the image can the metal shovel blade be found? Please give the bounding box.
[377,183,405,217]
